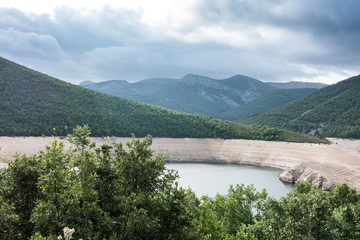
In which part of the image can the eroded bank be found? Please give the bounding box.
[1,137,360,191]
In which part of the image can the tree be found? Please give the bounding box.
[1,126,193,239]
[0,154,41,239]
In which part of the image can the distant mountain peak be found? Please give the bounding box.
[79,80,95,86]
[225,74,259,81]
[181,74,213,81]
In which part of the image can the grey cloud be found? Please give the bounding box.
[0,7,147,53]
[78,40,307,82]
[0,2,358,84]
[0,6,158,83]
[50,6,148,53]
[196,0,360,73]
[198,0,360,34]
[0,28,65,58]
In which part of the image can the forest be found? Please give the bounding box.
[0,57,326,143]
[243,75,360,139]
[0,126,358,239]
[0,57,240,138]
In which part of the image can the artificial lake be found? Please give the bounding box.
[165,163,294,198]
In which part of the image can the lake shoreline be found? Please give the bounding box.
[165,162,294,198]
[1,137,360,191]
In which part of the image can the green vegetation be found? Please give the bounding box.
[0,56,327,143]
[243,75,360,139]
[0,126,358,239]
[223,88,318,121]
[0,57,245,138]
[225,122,328,143]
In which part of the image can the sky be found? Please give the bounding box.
[0,0,359,84]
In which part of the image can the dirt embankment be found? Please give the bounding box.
[1,137,360,191]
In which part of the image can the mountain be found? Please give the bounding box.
[82,74,316,119]
[0,56,326,143]
[223,88,319,120]
[267,81,328,89]
[0,56,243,138]
[152,74,275,116]
[243,75,360,138]
[80,78,179,96]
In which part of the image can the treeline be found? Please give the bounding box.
[243,75,360,138]
[0,127,358,239]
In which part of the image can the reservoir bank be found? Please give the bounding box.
[1,137,360,191]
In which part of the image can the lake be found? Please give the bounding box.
[165,162,294,198]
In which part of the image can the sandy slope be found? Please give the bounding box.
[1,137,360,191]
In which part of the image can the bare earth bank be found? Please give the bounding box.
[1,137,360,191]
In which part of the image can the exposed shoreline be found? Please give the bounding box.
[1,137,360,191]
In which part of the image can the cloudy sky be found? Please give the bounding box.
[0,0,359,84]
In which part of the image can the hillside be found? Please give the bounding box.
[243,75,360,138]
[153,74,275,116]
[223,88,319,120]
[80,74,318,119]
[0,57,327,143]
[0,57,242,138]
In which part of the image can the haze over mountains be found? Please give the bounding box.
[80,75,326,120]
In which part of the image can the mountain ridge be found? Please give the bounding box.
[80,74,326,119]
[0,56,326,143]
[267,81,328,89]
[0,56,241,138]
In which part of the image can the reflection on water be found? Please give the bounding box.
[165,162,294,198]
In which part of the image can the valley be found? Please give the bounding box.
[1,56,359,192]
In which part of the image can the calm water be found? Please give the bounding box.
[165,163,294,198]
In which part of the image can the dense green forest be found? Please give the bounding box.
[0,56,326,143]
[243,75,360,138]
[0,127,359,239]
[0,57,235,138]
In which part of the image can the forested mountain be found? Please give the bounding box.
[0,56,326,142]
[223,88,319,120]
[80,74,319,119]
[0,57,237,138]
[243,75,360,138]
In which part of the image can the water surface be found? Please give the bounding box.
[166,162,293,198]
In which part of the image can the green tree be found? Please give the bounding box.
[0,154,41,239]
